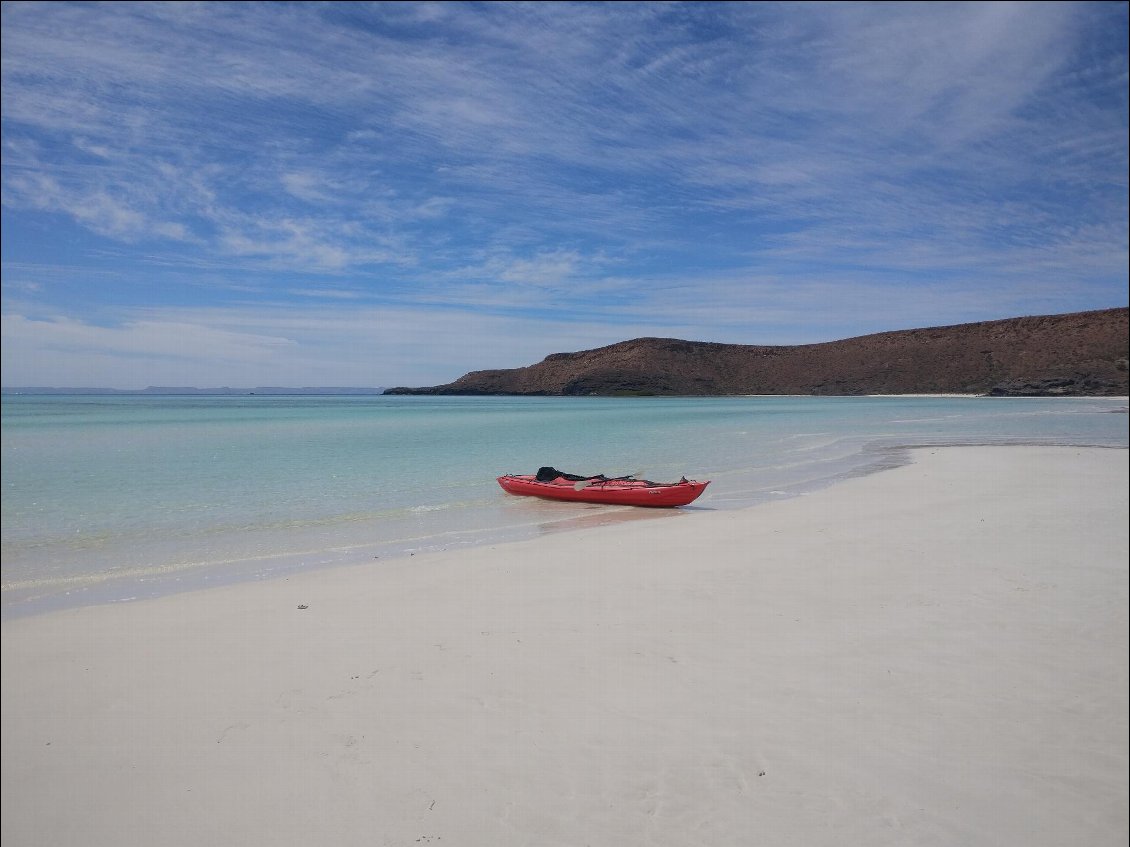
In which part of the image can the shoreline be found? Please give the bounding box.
[3,445,1127,846]
[4,390,1125,623]
[5,433,1127,623]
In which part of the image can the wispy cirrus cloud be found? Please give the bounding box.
[2,1,1125,386]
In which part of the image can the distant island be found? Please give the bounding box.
[2,387,385,396]
[385,307,1128,397]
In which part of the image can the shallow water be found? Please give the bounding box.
[3,393,1126,617]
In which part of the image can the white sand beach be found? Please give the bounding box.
[3,446,1127,847]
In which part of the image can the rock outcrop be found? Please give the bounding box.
[385,307,1129,397]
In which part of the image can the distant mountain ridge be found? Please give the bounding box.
[385,307,1129,397]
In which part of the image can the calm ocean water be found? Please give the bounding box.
[2,394,1127,618]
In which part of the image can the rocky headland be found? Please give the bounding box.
[385,307,1128,397]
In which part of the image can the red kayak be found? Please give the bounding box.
[497,467,709,508]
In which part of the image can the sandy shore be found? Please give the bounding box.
[3,446,1127,847]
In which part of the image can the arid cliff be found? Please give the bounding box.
[385,307,1129,396]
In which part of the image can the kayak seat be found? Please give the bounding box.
[536,466,603,482]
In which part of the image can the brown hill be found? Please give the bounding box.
[385,307,1129,397]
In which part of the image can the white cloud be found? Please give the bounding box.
[1,1,1124,387]
[1,306,650,389]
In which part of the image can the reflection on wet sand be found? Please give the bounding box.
[520,499,696,536]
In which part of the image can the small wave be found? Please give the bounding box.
[888,416,966,423]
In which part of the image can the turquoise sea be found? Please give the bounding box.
[2,394,1127,618]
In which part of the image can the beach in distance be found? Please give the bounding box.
[2,443,1127,847]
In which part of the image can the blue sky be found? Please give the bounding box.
[2,1,1127,389]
